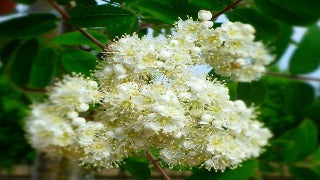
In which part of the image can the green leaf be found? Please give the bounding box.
[61,49,97,76]
[69,5,138,38]
[0,13,57,38]
[269,0,320,19]
[283,81,314,115]
[290,167,320,180]
[189,0,233,11]
[75,0,97,6]
[13,0,37,4]
[280,119,318,160]
[227,82,237,101]
[0,76,35,169]
[187,160,258,180]
[270,24,293,63]
[226,8,281,43]
[236,81,267,105]
[304,100,320,122]
[53,30,108,49]
[268,119,318,163]
[123,157,151,180]
[0,39,21,68]
[257,77,315,137]
[125,0,198,24]
[29,46,57,88]
[55,0,72,5]
[131,1,180,24]
[7,38,39,87]
[289,25,320,74]
[255,0,320,26]
[312,146,320,176]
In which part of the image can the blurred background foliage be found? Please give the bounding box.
[0,0,320,179]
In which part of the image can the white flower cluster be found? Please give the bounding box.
[26,10,272,171]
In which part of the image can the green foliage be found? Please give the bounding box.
[290,167,320,180]
[75,0,97,6]
[283,81,315,115]
[69,4,138,38]
[270,24,293,62]
[187,160,258,180]
[0,39,21,68]
[255,0,320,26]
[311,147,320,176]
[29,46,57,88]
[304,100,320,124]
[122,0,198,24]
[289,25,320,74]
[0,76,35,169]
[55,0,72,5]
[236,81,267,105]
[61,49,98,76]
[53,30,109,49]
[123,157,151,180]
[189,0,233,11]
[7,38,39,87]
[13,0,37,4]
[264,119,318,163]
[258,77,315,136]
[2,39,60,89]
[0,13,57,38]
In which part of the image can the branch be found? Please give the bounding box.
[48,0,106,50]
[265,72,320,82]
[146,151,171,180]
[212,0,243,20]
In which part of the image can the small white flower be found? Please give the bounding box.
[103,66,113,76]
[201,21,214,28]
[200,114,212,124]
[159,50,171,60]
[113,64,127,75]
[170,39,179,46]
[192,47,201,54]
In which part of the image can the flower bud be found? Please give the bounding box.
[198,10,212,21]
[77,103,89,112]
[72,117,86,126]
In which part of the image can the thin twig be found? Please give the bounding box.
[48,0,106,50]
[146,151,171,180]
[266,72,320,82]
[211,0,243,20]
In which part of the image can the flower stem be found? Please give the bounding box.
[265,72,320,82]
[212,0,243,20]
[48,0,106,50]
[146,151,171,180]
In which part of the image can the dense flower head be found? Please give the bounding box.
[26,10,273,171]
